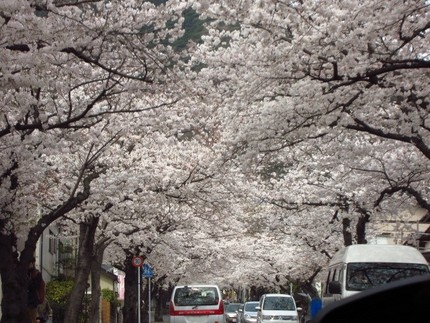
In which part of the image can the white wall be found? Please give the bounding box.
[36,225,59,282]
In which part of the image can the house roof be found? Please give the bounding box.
[101,264,118,281]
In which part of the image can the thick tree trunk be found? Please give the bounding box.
[123,252,139,323]
[154,283,164,322]
[88,237,111,323]
[356,214,370,244]
[0,233,28,323]
[154,277,171,321]
[1,222,51,322]
[142,280,150,323]
[64,217,99,323]
[88,246,103,323]
[342,218,353,246]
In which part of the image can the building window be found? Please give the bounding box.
[49,230,57,254]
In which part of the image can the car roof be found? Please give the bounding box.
[263,294,292,297]
[174,284,220,289]
[329,244,427,264]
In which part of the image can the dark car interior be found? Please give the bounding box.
[313,274,430,323]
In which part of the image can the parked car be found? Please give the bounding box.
[256,294,301,323]
[224,302,243,323]
[237,301,259,323]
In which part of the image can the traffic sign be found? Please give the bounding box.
[131,256,144,268]
[142,263,154,278]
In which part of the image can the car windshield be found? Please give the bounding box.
[346,262,430,291]
[226,303,241,313]
[244,302,258,311]
[263,297,295,311]
[174,286,219,306]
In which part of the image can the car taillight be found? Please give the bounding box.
[169,301,176,316]
[217,300,224,315]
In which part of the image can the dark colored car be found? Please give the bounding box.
[224,303,243,323]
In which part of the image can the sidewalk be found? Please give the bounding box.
[160,315,169,323]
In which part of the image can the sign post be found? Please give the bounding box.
[142,263,154,323]
[132,256,144,323]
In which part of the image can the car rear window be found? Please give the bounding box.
[174,286,219,306]
[226,303,241,313]
[263,296,295,311]
[244,303,258,311]
[346,262,430,291]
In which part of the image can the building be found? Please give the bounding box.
[100,265,121,323]
[372,206,430,262]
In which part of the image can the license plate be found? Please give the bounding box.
[185,316,210,323]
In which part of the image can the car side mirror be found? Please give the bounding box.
[255,306,261,311]
[313,274,430,323]
[328,281,342,294]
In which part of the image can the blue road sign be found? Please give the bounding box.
[142,263,154,278]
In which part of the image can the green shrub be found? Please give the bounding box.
[102,288,119,306]
[46,278,91,323]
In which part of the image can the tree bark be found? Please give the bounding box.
[0,233,28,323]
[154,284,163,322]
[63,217,100,323]
[123,252,139,323]
[88,246,103,323]
[356,214,370,244]
[154,280,169,322]
[142,280,150,323]
[342,218,353,246]
[88,237,111,323]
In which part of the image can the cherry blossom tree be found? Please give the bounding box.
[188,0,430,251]
[52,125,241,322]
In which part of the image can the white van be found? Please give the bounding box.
[169,284,224,323]
[322,244,430,306]
[256,294,300,323]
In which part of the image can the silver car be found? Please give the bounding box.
[237,301,259,323]
[256,294,300,323]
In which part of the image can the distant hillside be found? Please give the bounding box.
[173,8,206,51]
[148,0,167,5]
[146,0,206,51]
